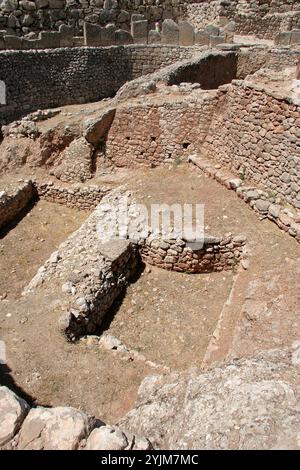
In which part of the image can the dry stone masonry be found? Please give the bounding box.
[1,1,300,452]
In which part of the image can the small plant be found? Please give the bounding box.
[173,156,182,167]
[239,167,246,181]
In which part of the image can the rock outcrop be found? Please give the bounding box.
[120,346,300,450]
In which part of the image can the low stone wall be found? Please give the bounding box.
[34,181,108,210]
[23,193,140,339]
[237,46,300,79]
[141,234,246,274]
[0,180,34,229]
[0,386,152,450]
[189,154,300,244]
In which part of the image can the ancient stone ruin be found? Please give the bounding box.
[0,0,300,452]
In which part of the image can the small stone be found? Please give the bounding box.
[268,204,281,219]
[255,200,270,213]
[241,259,250,270]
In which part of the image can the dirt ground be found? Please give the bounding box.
[0,200,89,300]
[0,165,299,425]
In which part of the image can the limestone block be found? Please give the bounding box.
[83,22,101,47]
[100,23,116,46]
[148,29,161,44]
[19,0,36,11]
[118,10,130,24]
[59,24,74,47]
[48,0,64,8]
[161,19,179,45]
[83,108,116,147]
[73,36,84,47]
[179,21,194,46]
[39,31,60,48]
[115,29,133,45]
[210,35,226,47]
[204,24,220,36]
[131,14,145,23]
[104,0,117,10]
[85,426,128,450]
[18,407,93,450]
[131,20,148,44]
[4,35,23,49]
[0,386,29,446]
[290,29,300,45]
[275,31,291,46]
[1,0,18,13]
[194,30,210,46]
[36,0,49,8]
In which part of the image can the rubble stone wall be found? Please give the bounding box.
[0,0,190,37]
[141,234,246,274]
[34,181,108,209]
[185,0,300,39]
[106,90,220,168]
[201,81,300,210]
[0,46,132,123]
[0,44,206,123]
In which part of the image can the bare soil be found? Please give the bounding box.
[0,200,89,300]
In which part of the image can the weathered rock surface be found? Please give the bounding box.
[120,347,300,450]
[17,406,94,450]
[83,108,116,147]
[0,387,29,446]
[85,426,128,450]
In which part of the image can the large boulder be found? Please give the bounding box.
[0,386,29,446]
[119,347,300,450]
[18,406,94,450]
[82,108,116,147]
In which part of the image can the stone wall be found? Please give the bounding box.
[0,180,34,229]
[127,44,204,79]
[237,46,300,79]
[0,46,234,124]
[0,46,132,123]
[201,80,300,209]
[34,180,108,209]
[141,234,246,274]
[185,0,300,39]
[106,90,220,167]
[0,0,190,37]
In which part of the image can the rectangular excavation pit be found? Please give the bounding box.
[0,199,89,300]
